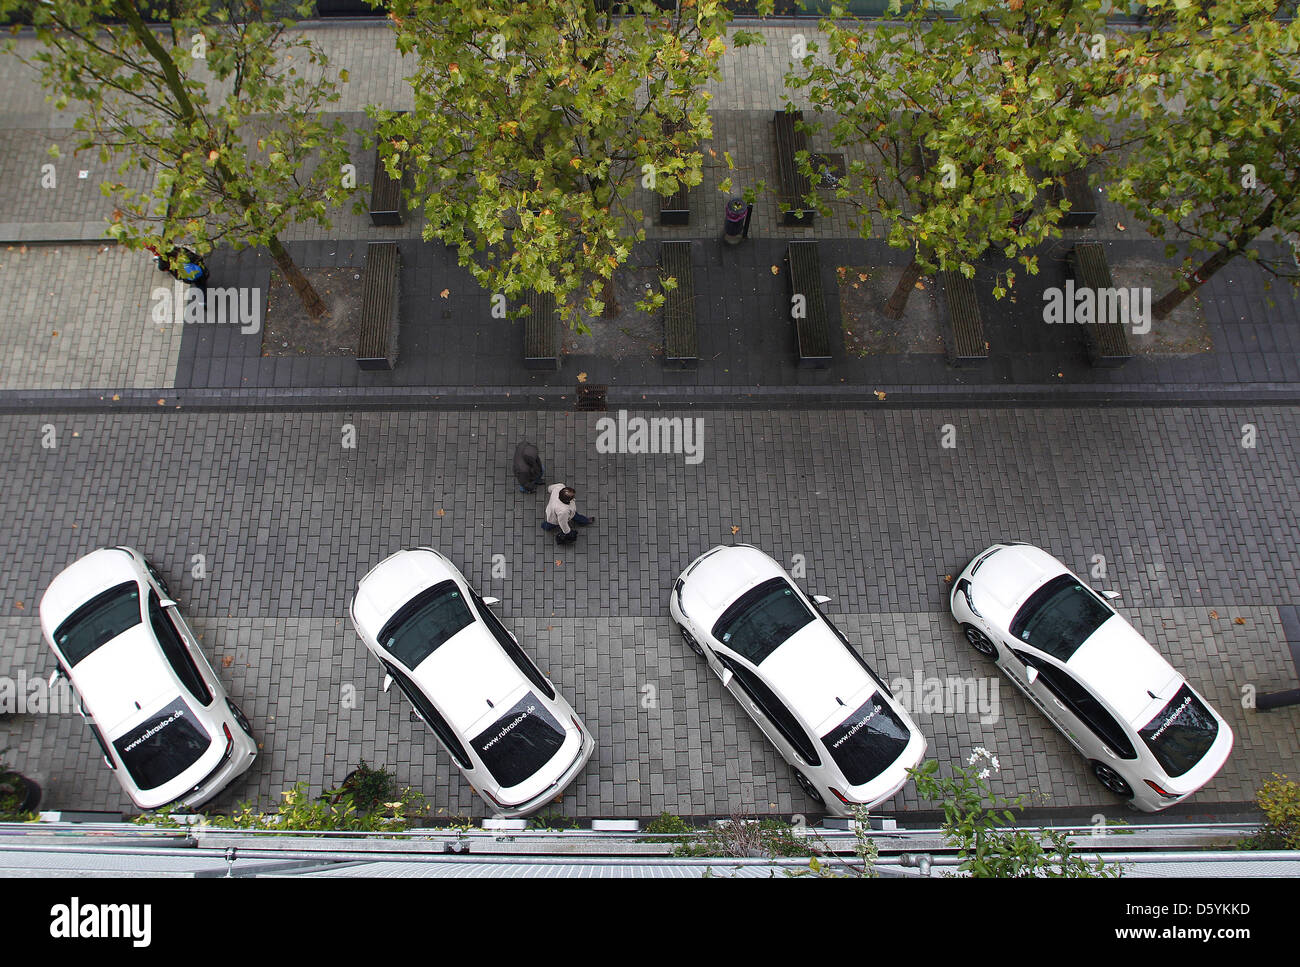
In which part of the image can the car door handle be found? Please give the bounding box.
[1052,697,1068,711]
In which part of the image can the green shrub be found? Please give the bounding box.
[1241,773,1300,850]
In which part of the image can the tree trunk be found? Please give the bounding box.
[1152,197,1277,320]
[884,257,924,319]
[267,236,327,319]
[601,275,619,318]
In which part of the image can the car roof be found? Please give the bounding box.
[758,620,877,737]
[973,544,1067,620]
[409,621,533,736]
[72,622,189,737]
[1066,617,1184,727]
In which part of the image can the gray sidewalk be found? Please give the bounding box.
[1,406,1296,819]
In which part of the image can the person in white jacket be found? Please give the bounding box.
[541,484,594,544]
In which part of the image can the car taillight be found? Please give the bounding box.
[1144,779,1180,799]
[571,716,583,733]
[480,786,503,808]
[828,787,852,806]
[223,723,234,757]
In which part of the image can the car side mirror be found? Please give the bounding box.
[812,594,832,605]
[1100,590,1121,600]
[482,596,500,606]
[720,669,734,689]
[382,674,393,693]
[1025,666,1039,686]
[159,598,179,609]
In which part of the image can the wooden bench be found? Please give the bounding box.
[1053,167,1098,228]
[659,241,697,367]
[774,110,816,225]
[369,127,406,226]
[786,241,832,367]
[659,118,691,226]
[357,241,400,371]
[939,269,988,365]
[1067,242,1131,367]
[523,290,560,370]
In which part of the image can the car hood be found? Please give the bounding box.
[678,544,783,626]
[39,547,138,636]
[351,549,456,641]
[968,544,1067,625]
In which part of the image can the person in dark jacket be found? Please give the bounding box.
[513,441,545,493]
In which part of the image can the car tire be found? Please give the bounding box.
[961,624,997,658]
[1091,761,1134,800]
[681,626,704,658]
[795,771,825,806]
[145,559,171,597]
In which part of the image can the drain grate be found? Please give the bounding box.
[576,384,608,411]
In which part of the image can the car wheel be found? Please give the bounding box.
[681,626,704,658]
[1092,761,1134,800]
[962,624,997,658]
[145,559,171,597]
[795,771,825,806]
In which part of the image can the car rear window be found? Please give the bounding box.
[1010,574,1112,662]
[379,580,475,670]
[712,577,815,665]
[470,695,566,790]
[822,696,912,787]
[1138,684,1219,778]
[53,581,142,666]
[113,696,212,792]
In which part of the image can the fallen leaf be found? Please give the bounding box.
[1233,617,1246,625]
[222,655,234,668]
[14,602,23,609]
[944,574,953,583]
[436,508,446,517]
[51,331,58,337]
[111,394,120,401]
[577,372,588,383]
[1209,610,1219,620]
[439,288,449,299]
[858,273,868,282]
[730,525,740,535]
[770,265,780,275]
[914,281,925,290]
[1116,222,1126,231]
[874,390,886,400]
[157,398,166,405]
[555,559,563,567]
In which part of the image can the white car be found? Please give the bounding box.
[670,544,927,815]
[39,547,258,811]
[349,547,594,818]
[950,542,1234,811]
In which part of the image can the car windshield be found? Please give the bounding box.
[379,580,475,670]
[1138,684,1220,778]
[712,577,815,665]
[822,696,912,786]
[470,695,567,790]
[1010,574,1112,661]
[112,697,212,792]
[53,581,142,666]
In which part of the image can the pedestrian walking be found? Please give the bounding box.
[541,483,594,545]
[513,441,545,493]
[147,245,209,302]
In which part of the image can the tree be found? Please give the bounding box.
[786,0,1157,319]
[380,0,763,327]
[1105,0,1300,319]
[3,0,353,317]
[912,751,1120,878]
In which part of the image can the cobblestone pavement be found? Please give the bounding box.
[0,244,181,391]
[1,406,1296,819]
